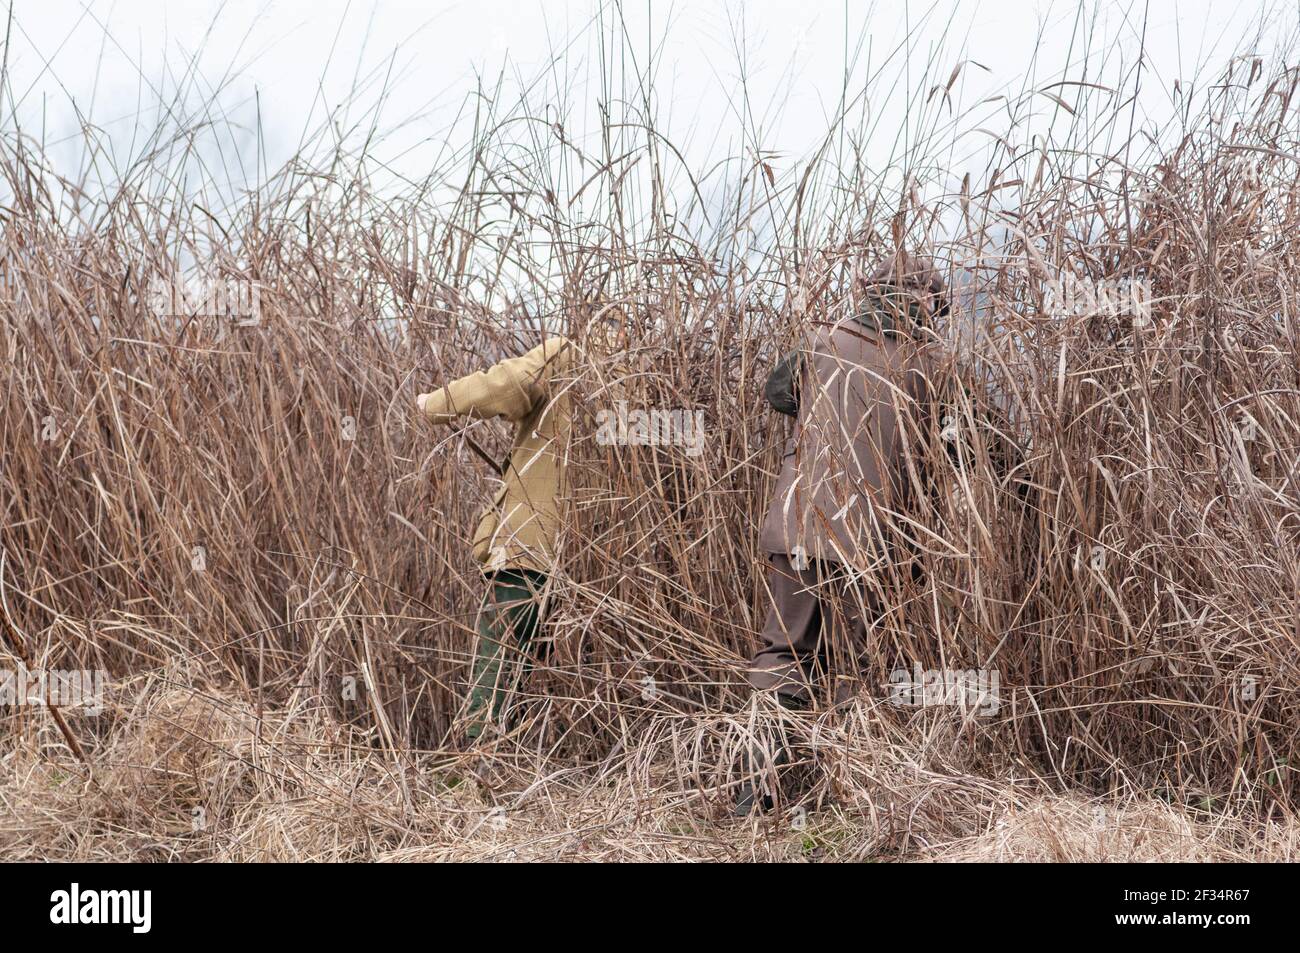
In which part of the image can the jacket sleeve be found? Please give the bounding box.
[417,337,569,424]
[764,349,803,417]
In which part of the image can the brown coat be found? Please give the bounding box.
[418,337,576,573]
[757,318,936,567]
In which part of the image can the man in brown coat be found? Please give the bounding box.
[736,253,947,814]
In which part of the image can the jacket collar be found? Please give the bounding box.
[849,283,929,340]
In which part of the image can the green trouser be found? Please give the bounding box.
[464,568,547,740]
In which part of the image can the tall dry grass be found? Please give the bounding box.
[2,10,1298,859]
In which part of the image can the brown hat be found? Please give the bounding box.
[867,252,949,321]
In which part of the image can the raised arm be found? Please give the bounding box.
[417,337,570,424]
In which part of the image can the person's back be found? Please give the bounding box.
[758,308,936,571]
[736,252,948,815]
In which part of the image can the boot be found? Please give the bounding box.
[733,691,805,817]
[732,744,788,817]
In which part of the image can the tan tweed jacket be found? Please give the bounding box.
[418,337,575,573]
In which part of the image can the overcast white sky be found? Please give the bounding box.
[2,0,1290,199]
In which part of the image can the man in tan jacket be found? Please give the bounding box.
[417,335,576,742]
[736,254,947,814]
